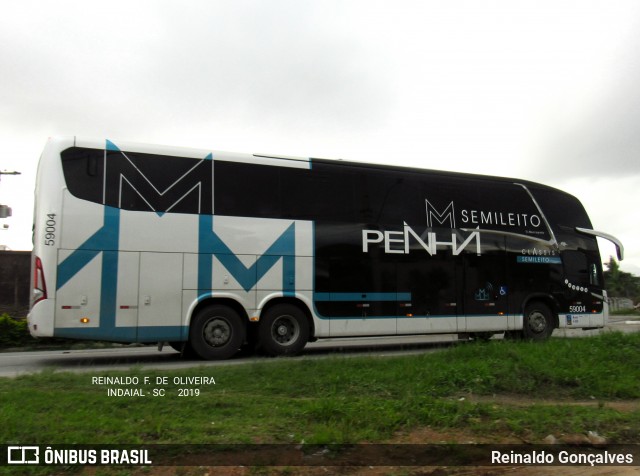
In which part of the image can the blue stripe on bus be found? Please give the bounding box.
[54,325,188,342]
[106,139,121,152]
[314,292,412,302]
[57,206,122,334]
[56,207,121,290]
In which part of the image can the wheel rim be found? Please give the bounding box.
[271,315,300,346]
[202,317,232,347]
[527,310,547,334]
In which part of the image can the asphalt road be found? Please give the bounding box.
[0,316,637,377]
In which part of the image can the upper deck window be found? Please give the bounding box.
[61,147,213,215]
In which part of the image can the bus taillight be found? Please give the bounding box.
[33,256,47,305]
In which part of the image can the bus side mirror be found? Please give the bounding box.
[575,227,624,261]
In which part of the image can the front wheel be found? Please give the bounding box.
[189,305,245,360]
[522,302,555,341]
[258,304,309,356]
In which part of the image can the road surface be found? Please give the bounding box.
[0,316,637,377]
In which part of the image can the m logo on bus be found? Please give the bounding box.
[103,140,213,216]
[425,199,455,228]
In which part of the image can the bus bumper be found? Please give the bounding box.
[559,312,605,329]
[27,299,55,337]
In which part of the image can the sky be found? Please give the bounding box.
[0,0,638,274]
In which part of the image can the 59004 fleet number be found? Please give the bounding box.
[44,214,56,246]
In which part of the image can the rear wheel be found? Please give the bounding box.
[522,302,555,340]
[189,305,245,360]
[259,304,309,356]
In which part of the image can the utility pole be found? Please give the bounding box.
[0,170,21,224]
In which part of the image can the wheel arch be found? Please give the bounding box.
[188,296,250,332]
[185,294,316,341]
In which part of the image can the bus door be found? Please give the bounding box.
[324,253,398,337]
[397,251,458,334]
[561,248,605,327]
[461,237,509,332]
[137,252,184,341]
[314,223,397,337]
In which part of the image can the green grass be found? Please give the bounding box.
[1,332,639,450]
[611,309,640,316]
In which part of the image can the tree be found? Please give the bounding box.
[604,257,640,302]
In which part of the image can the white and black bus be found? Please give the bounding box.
[29,137,624,359]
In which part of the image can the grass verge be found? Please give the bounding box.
[1,332,638,449]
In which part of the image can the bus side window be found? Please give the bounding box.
[563,250,588,285]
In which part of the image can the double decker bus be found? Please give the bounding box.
[28,137,624,359]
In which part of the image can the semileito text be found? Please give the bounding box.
[461,209,541,228]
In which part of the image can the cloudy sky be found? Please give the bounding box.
[1,0,639,274]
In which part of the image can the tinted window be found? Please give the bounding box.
[60,147,104,205]
[563,250,589,284]
[214,160,554,236]
[530,187,592,230]
[61,147,213,215]
[214,161,417,223]
[563,250,601,286]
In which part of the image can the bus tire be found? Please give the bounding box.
[259,304,309,356]
[522,302,554,341]
[189,304,245,360]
